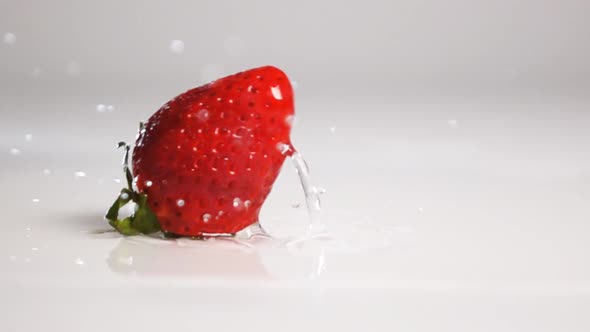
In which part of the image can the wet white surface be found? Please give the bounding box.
[1,94,590,331]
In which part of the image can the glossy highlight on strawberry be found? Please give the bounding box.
[106,66,295,237]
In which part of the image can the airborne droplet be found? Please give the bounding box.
[74,171,87,178]
[169,40,185,54]
[3,32,16,45]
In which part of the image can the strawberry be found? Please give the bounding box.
[106,66,295,237]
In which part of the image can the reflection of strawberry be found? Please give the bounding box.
[106,66,295,236]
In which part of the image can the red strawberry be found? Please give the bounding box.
[106,66,295,237]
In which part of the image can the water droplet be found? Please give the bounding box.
[25,227,31,231]
[271,86,283,100]
[176,199,185,207]
[66,61,82,76]
[24,258,31,263]
[74,171,86,178]
[114,178,121,184]
[96,104,107,113]
[196,109,209,122]
[9,256,16,262]
[120,193,129,200]
[9,148,20,155]
[42,169,51,175]
[285,115,295,127]
[24,134,33,142]
[3,32,16,45]
[233,197,241,208]
[244,200,251,208]
[170,40,185,54]
[291,80,299,89]
[145,180,153,187]
[418,207,424,213]
[107,105,115,112]
[202,213,212,223]
[276,142,291,155]
[32,198,40,203]
[74,258,85,265]
[329,127,336,133]
[31,247,39,251]
[448,119,458,128]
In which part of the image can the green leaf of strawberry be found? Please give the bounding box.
[105,143,160,235]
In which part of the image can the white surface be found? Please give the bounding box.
[1,96,590,331]
[2,0,590,330]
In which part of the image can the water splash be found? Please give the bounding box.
[239,221,271,240]
[290,151,321,222]
[285,151,331,247]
